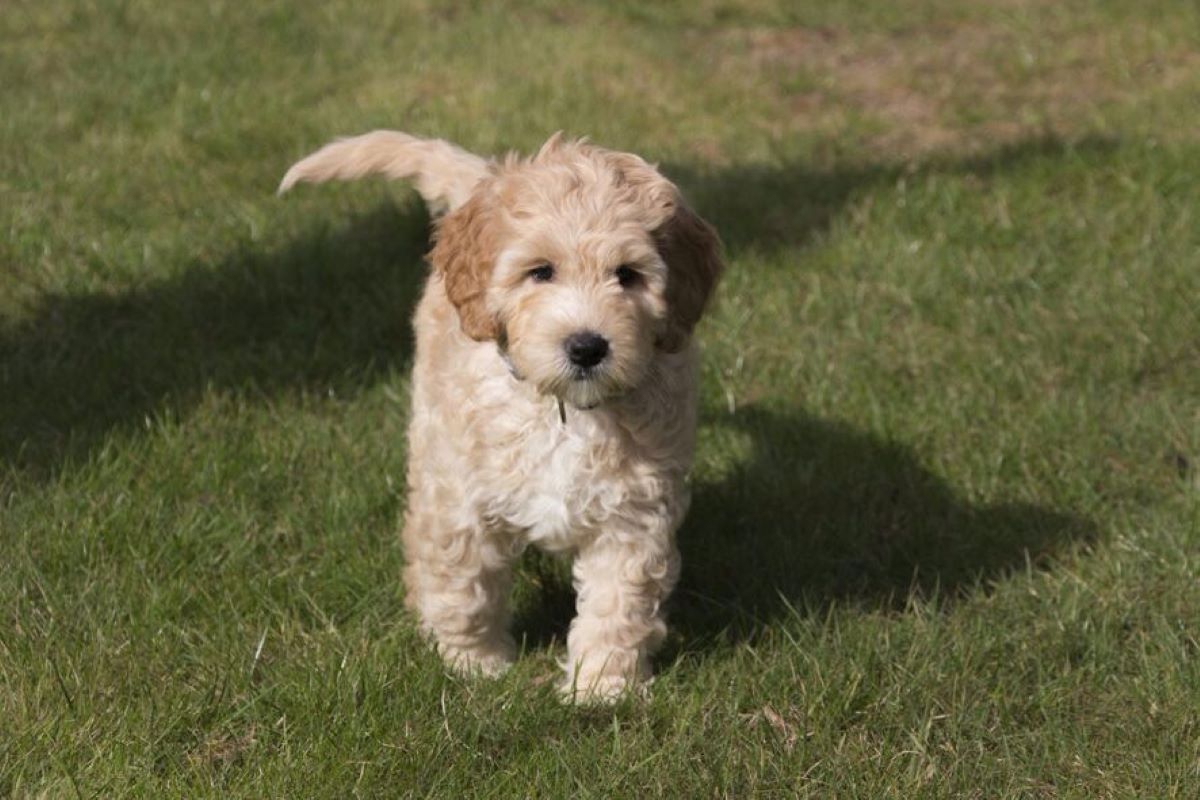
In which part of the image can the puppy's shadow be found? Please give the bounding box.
[673,406,1093,643]
[0,200,428,480]
[514,404,1095,651]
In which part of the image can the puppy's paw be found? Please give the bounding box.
[438,639,515,678]
[559,669,650,705]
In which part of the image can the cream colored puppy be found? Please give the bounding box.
[280,131,722,701]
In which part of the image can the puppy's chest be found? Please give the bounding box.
[480,410,656,550]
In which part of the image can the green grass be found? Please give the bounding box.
[3,1,1199,796]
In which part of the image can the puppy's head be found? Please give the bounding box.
[432,134,723,408]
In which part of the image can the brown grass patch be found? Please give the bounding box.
[186,724,258,770]
[720,19,1200,156]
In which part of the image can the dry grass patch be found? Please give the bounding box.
[717,18,1200,155]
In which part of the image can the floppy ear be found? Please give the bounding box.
[592,147,722,350]
[655,204,724,352]
[429,189,503,341]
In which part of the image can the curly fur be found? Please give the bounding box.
[280,130,723,701]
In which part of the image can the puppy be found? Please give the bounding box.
[280,131,722,701]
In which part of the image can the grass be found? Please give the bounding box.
[2,0,1199,796]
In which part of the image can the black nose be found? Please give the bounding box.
[565,331,609,368]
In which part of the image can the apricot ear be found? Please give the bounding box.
[429,189,502,341]
[655,204,724,352]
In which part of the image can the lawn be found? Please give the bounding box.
[2,0,1199,796]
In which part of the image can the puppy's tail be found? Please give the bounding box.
[278,130,489,215]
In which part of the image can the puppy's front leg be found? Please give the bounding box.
[563,528,681,702]
[402,500,516,676]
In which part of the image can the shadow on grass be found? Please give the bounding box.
[0,202,429,480]
[668,405,1095,645]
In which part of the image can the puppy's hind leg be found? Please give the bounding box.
[402,496,517,676]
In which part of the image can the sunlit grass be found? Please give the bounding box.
[2,1,1198,796]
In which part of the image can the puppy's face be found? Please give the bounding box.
[491,200,670,408]
[432,137,723,408]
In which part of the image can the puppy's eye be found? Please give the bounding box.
[615,265,640,288]
[528,264,555,283]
